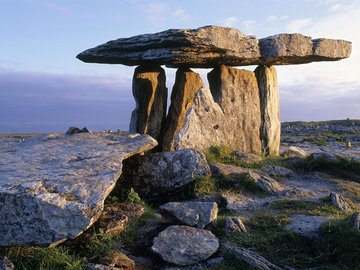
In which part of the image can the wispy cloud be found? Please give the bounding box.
[172,8,190,21]
[222,16,239,27]
[42,1,71,16]
[286,18,312,32]
[240,20,257,34]
[267,15,289,22]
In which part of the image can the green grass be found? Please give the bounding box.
[2,246,85,270]
[270,199,346,218]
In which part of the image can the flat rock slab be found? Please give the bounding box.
[77,25,351,67]
[152,225,219,266]
[0,132,157,247]
[285,214,330,238]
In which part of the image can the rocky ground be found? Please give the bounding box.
[1,120,360,270]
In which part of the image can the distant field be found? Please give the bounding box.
[282,119,360,128]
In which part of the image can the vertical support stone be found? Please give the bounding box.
[255,65,280,156]
[207,65,262,155]
[162,67,204,151]
[129,65,167,141]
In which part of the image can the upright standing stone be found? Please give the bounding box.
[162,67,204,150]
[129,65,167,141]
[207,65,262,154]
[255,65,280,156]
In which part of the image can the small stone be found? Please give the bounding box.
[330,192,351,212]
[151,225,219,266]
[261,165,294,178]
[281,146,308,158]
[86,264,123,270]
[160,201,218,228]
[225,217,247,233]
[0,256,15,270]
[233,151,262,164]
[353,211,359,230]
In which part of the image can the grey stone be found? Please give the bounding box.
[174,65,262,154]
[225,217,247,233]
[285,214,330,238]
[87,264,123,270]
[151,225,219,266]
[255,65,280,156]
[0,132,157,247]
[121,149,210,197]
[129,65,167,141]
[159,201,218,228]
[233,151,262,164]
[0,256,15,270]
[310,152,339,162]
[330,192,351,212]
[77,26,351,67]
[281,146,309,158]
[261,165,294,178]
[353,211,359,230]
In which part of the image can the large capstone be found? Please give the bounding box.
[77,26,351,67]
[129,65,167,141]
[151,225,219,265]
[0,132,157,247]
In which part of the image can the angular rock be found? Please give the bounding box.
[353,211,359,230]
[233,151,262,164]
[77,26,351,67]
[330,192,351,212]
[225,217,247,233]
[65,126,89,135]
[281,146,309,158]
[0,132,157,247]
[87,264,123,270]
[255,65,280,156]
[121,149,210,198]
[0,256,15,270]
[159,201,218,228]
[174,65,262,154]
[310,152,339,162]
[129,65,167,141]
[222,242,287,270]
[162,67,204,151]
[151,225,219,266]
[285,214,330,238]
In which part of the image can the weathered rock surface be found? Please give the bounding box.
[233,151,262,164]
[0,132,157,247]
[255,65,280,156]
[174,66,262,154]
[77,26,351,67]
[285,214,330,238]
[162,67,204,151]
[151,225,219,266]
[0,256,14,270]
[310,152,339,162]
[281,146,309,158]
[225,217,247,233]
[222,242,287,270]
[159,201,218,228]
[121,149,210,198]
[129,65,167,141]
[211,163,284,194]
[330,192,351,212]
[261,165,294,178]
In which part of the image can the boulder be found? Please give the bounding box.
[261,165,294,178]
[0,132,157,247]
[129,65,167,141]
[121,149,210,198]
[174,66,262,154]
[310,152,339,162]
[255,65,280,156]
[162,67,204,151]
[329,192,351,212]
[0,256,14,270]
[151,225,219,266]
[159,201,218,228]
[65,126,89,135]
[77,26,351,67]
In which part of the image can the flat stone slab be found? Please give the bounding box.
[0,132,157,247]
[77,26,351,68]
[285,214,330,238]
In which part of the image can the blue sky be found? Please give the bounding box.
[1,0,359,133]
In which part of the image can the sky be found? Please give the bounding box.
[0,0,359,133]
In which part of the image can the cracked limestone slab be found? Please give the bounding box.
[0,132,157,247]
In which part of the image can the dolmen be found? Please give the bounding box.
[77,25,351,156]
